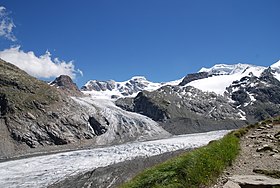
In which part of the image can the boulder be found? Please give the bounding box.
[223,180,241,188]
[229,175,280,187]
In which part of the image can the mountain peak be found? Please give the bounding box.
[81,76,182,99]
[271,60,280,69]
[50,75,82,96]
[130,76,147,81]
[199,63,266,76]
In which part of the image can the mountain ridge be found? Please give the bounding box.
[1,58,280,159]
[81,62,280,99]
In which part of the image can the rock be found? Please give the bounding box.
[256,144,274,152]
[223,180,241,188]
[179,72,209,86]
[272,154,280,159]
[248,135,257,139]
[275,131,280,138]
[50,75,82,96]
[88,116,107,136]
[26,112,36,120]
[252,154,261,158]
[265,124,272,129]
[261,131,269,134]
[266,134,274,139]
[229,175,280,186]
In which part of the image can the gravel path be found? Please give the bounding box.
[211,124,280,187]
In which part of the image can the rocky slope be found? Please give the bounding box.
[212,123,280,187]
[116,85,245,134]
[226,68,280,122]
[0,59,169,159]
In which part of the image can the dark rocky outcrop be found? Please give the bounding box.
[179,72,209,86]
[88,116,107,136]
[159,117,244,135]
[116,85,246,134]
[0,93,9,115]
[50,75,82,96]
[133,92,169,121]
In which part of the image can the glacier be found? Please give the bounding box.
[0,130,229,188]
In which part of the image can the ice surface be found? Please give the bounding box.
[72,97,171,144]
[0,130,229,188]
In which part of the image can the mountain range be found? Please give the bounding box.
[0,58,280,159]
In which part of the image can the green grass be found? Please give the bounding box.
[121,117,280,188]
[0,59,60,114]
[120,133,240,188]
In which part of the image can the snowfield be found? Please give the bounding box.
[188,64,266,95]
[0,130,229,188]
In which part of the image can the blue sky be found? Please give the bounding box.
[0,0,280,87]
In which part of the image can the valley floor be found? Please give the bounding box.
[0,130,228,188]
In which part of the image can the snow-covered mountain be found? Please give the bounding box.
[81,62,280,99]
[199,63,265,76]
[271,60,280,80]
[187,63,266,95]
[114,61,280,134]
[2,57,280,160]
[81,76,183,99]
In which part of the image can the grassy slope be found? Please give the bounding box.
[121,133,239,188]
[121,117,280,188]
[0,59,60,114]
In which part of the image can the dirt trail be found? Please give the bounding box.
[212,124,280,187]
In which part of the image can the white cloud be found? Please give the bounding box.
[0,6,16,41]
[0,46,82,79]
